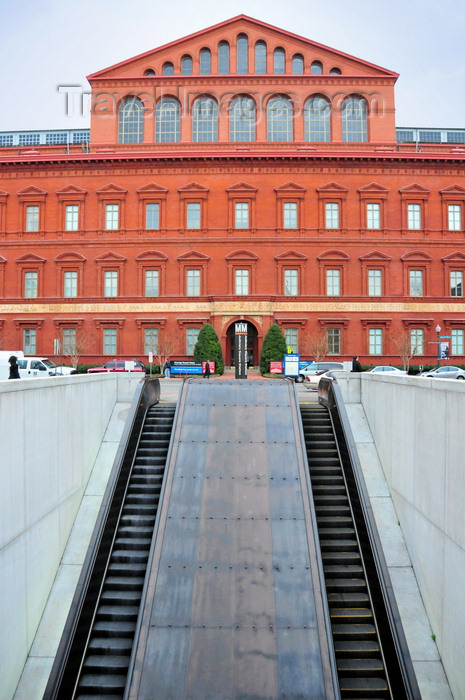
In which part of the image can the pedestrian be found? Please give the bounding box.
[352,355,363,372]
[8,355,20,379]
[203,361,211,378]
[163,360,171,379]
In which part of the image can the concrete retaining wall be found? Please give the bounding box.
[0,373,142,700]
[342,373,465,699]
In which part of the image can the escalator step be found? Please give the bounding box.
[92,620,136,637]
[326,578,367,592]
[105,575,145,590]
[83,654,130,673]
[328,592,370,606]
[338,676,388,692]
[320,539,359,552]
[96,605,140,622]
[88,637,133,654]
[337,658,385,674]
[78,673,127,692]
[332,623,377,639]
[322,551,361,564]
[101,589,142,605]
[330,607,373,622]
[334,640,380,656]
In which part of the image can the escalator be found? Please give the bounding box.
[44,377,176,700]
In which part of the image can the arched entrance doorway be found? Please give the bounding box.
[226,321,258,368]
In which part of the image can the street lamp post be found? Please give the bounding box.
[436,324,441,367]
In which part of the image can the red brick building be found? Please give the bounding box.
[1,15,465,367]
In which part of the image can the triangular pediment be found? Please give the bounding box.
[94,251,128,263]
[136,183,169,195]
[56,184,87,195]
[177,182,210,193]
[54,252,87,262]
[88,15,397,81]
[399,183,431,195]
[17,185,47,197]
[0,189,9,198]
[0,255,6,264]
[135,250,169,262]
[274,182,307,194]
[317,249,350,261]
[440,184,465,196]
[96,183,128,195]
[359,251,392,262]
[442,251,465,262]
[275,250,308,262]
[400,251,433,262]
[226,182,258,193]
[358,182,390,194]
[316,182,349,194]
[16,253,46,263]
[225,249,259,261]
[177,250,210,261]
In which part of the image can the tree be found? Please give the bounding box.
[193,323,224,374]
[61,328,96,368]
[150,327,179,374]
[259,323,287,374]
[307,329,329,362]
[390,329,416,372]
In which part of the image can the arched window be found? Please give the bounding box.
[237,34,248,74]
[144,69,155,76]
[118,97,144,143]
[267,95,293,142]
[218,41,230,74]
[156,97,180,142]
[273,48,285,75]
[330,67,342,75]
[162,62,174,76]
[342,96,367,142]
[199,48,211,75]
[311,60,323,75]
[292,54,304,75]
[304,96,330,142]
[229,95,256,141]
[192,97,218,142]
[181,55,193,75]
[255,41,267,74]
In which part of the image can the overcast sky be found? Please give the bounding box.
[2,0,464,132]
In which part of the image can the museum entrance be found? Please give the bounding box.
[226,321,258,368]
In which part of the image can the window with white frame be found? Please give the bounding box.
[234,202,249,228]
[24,271,38,298]
[104,270,118,297]
[410,328,424,355]
[450,270,463,297]
[229,96,256,142]
[366,202,381,229]
[267,96,293,142]
[186,202,201,229]
[186,327,200,355]
[368,328,383,355]
[325,202,339,228]
[409,269,423,296]
[407,203,421,230]
[144,327,158,355]
[283,202,297,228]
[448,204,462,231]
[145,269,159,297]
[342,97,367,142]
[105,204,119,230]
[23,328,36,354]
[236,34,248,74]
[452,328,464,355]
[235,269,249,295]
[218,41,230,75]
[26,205,39,231]
[103,328,117,355]
[62,328,76,355]
[192,97,218,142]
[145,203,160,230]
[118,97,144,144]
[304,96,330,142]
[368,269,382,296]
[326,269,340,296]
[64,270,77,298]
[65,204,79,231]
[284,328,298,352]
[156,97,180,143]
[327,328,341,354]
[186,269,200,296]
[284,268,298,295]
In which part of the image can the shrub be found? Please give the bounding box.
[259,323,287,374]
[193,323,224,374]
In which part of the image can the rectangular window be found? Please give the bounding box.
[368,269,382,296]
[64,271,77,298]
[145,269,159,297]
[325,202,339,229]
[284,269,298,296]
[24,271,38,298]
[62,328,76,355]
[327,328,341,355]
[407,203,421,230]
[26,205,39,232]
[186,269,200,296]
[284,328,298,352]
[186,202,201,229]
[65,204,79,231]
[409,269,423,296]
[104,270,118,297]
[450,270,463,297]
[410,328,424,355]
[103,328,117,355]
[144,328,158,355]
[186,327,200,355]
[369,328,383,355]
[23,328,36,354]
[234,202,249,229]
[105,204,119,230]
[146,203,160,230]
[235,269,249,295]
[452,329,464,355]
[366,203,381,229]
[448,204,462,231]
[326,269,340,296]
[283,202,298,229]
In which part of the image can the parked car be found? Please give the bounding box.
[296,361,345,383]
[368,366,407,374]
[304,369,345,390]
[419,365,465,380]
[51,365,77,375]
[87,359,146,373]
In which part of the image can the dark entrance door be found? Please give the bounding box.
[227,322,258,367]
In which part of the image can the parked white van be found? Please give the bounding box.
[17,356,77,378]
[0,351,24,380]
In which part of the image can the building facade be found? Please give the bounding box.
[1,15,465,367]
